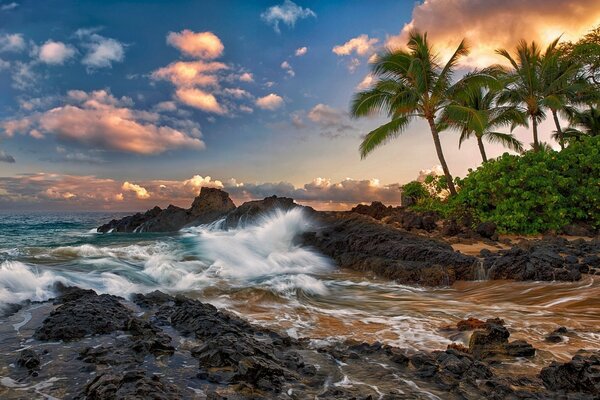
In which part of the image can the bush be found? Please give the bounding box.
[452,136,600,234]
[401,181,430,202]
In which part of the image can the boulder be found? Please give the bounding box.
[540,350,600,395]
[475,222,497,239]
[223,195,303,228]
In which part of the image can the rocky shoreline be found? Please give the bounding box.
[1,285,599,399]
[97,188,600,286]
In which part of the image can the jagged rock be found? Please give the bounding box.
[476,222,497,239]
[80,370,180,400]
[34,288,132,341]
[302,213,477,286]
[97,187,236,233]
[540,350,600,395]
[351,201,393,220]
[223,195,302,228]
[17,349,40,371]
[468,320,535,360]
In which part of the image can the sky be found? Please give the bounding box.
[1,0,599,211]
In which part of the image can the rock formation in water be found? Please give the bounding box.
[3,286,598,399]
[97,187,236,233]
[96,190,600,285]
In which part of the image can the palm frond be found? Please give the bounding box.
[359,116,411,158]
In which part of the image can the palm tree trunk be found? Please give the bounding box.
[427,118,457,196]
[532,116,540,151]
[476,136,488,163]
[551,109,564,150]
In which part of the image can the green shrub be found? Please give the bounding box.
[452,136,600,234]
[401,181,430,202]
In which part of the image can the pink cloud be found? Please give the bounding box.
[175,87,226,114]
[166,30,224,59]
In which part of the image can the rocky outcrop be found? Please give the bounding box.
[540,350,600,396]
[2,287,596,399]
[97,187,236,233]
[223,195,303,228]
[302,212,478,286]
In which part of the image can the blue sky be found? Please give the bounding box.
[0,0,598,210]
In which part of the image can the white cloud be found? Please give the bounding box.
[295,46,308,56]
[280,60,295,77]
[332,34,378,56]
[0,33,26,53]
[255,93,284,110]
[38,40,76,65]
[11,61,38,90]
[175,87,226,114]
[239,105,253,113]
[151,60,227,88]
[1,2,18,11]
[223,88,252,99]
[387,0,600,68]
[239,72,254,82]
[356,74,374,90]
[166,30,224,59]
[307,104,344,127]
[122,182,151,199]
[80,32,125,69]
[1,89,205,154]
[261,0,316,33]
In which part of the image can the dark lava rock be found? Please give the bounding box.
[351,201,393,220]
[80,370,179,400]
[223,195,303,228]
[441,219,462,237]
[562,223,595,237]
[482,246,582,282]
[98,187,236,233]
[540,350,600,395]
[476,222,497,239]
[17,348,40,371]
[34,288,132,341]
[468,320,535,360]
[456,317,487,331]
[545,327,569,343]
[302,213,477,286]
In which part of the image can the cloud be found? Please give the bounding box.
[387,0,600,67]
[0,33,26,52]
[154,101,177,112]
[255,93,284,110]
[261,0,316,33]
[0,173,402,211]
[356,74,374,90]
[79,31,125,69]
[151,60,227,87]
[239,105,253,113]
[295,46,308,56]
[280,60,295,77]
[166,30,224,59]
[307,104,344,127]
[1,2,18,11]
[223,88,252,99]
[11,61,38,90]
[122,181,151,199]
[175,87,226,114]
[238,72,254,82]
[38,40,76,65]
[333,34,379,56]
[1,89,205,154]
[0,150,15,163]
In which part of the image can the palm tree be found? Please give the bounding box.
[442,76,526,162]
[562,106,600,140]
[351,31,479,196]
[496,40,546,151]
[540,39,587,150]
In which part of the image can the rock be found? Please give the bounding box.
[504,340,536,357]
[351,201,393,220]
[540,350,600,395]
[34,288,132,341]
[81,370,180,400]
[562,223,595,237]
[456,317,487,331]
[97,188,236,233]
[302,213,477,286]
[468,320,535,360]
[422,215,437,232]
[475,222,497,239]
[441,219,461,236]
[17,349,40,371]
[545,327,569,343]
[223,195,302,228]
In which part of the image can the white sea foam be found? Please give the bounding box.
[0,261,68,309]
[192,208,332,282]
